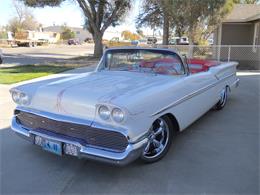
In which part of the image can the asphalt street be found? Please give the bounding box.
[0,74,259,194]
[1,44,94,65]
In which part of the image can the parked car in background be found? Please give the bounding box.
[68,39,80,45]
[10,47,239,165]
[169,37,189,45]
[131,40,139,46]
[84,38,93,43]
[207,38,214,45]
[0,49,3,64]
[147,37,157,44]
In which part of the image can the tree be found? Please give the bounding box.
[130,33,140,40]
[8,0,39,33]
[0,31,8,39]
[8,18,22,33]
[121,30,140,40]
[60,26,75,40]
[8,14,39,33]
[136,29,144,37]
[137,0,233,45]
[20,0,132,57]
[198,0,235,43]
[137,0,172,45]
[121,30,132,40]
[170,0,231,45]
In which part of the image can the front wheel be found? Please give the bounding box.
[140,115,175,163]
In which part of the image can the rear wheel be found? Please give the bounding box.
[140,115,175,163]
[215,87,228,110]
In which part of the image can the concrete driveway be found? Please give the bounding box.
[0,72,259,194]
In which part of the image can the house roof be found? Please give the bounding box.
[224,4,260,23]
[43,26,92,39]
[43,26,90,34]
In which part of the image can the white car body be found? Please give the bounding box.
[10,47,239,165]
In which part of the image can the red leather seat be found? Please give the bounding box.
[188,59,220,73]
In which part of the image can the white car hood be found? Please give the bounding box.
[28,71,181,121]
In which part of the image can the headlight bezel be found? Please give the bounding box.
[10,89,30,106]
[11,91,20,103]
[111,108,125,123]
[20,92,30,105]
[97,104,126,123]
[98,105,111,121]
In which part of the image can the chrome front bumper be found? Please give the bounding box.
[11,117,148,166]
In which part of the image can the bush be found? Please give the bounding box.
[0,31,8,39]
[61,26,75,40]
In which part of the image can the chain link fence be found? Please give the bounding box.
[150,45,260,70]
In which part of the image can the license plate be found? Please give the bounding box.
[42,139,62,155]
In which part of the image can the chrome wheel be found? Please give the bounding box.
[143,117,170,159]
[219,88,227,107]
[215,87,228,110]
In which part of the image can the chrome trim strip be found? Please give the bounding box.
[16,106,93,126]
[151,73,236,117]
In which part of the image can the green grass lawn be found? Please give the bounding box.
[0,65,74,84]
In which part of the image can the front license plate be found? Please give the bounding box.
[42,139,62,155]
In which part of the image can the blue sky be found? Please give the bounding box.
[0,0,141,32]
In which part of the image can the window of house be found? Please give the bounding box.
[253,22,259,53]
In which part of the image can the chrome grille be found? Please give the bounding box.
[15,110,128,152]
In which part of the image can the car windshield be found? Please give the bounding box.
[101,49,185,76]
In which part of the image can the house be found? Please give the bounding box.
[43,26,92,43]
[214,4,260,69]
[42,31,61,43]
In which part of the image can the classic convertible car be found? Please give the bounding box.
[10,47,239,165]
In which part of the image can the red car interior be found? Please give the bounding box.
[187,59,221,74]
[134,58,221,75]
[140,58,180,75]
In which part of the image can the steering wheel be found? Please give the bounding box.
[154,65,178,75]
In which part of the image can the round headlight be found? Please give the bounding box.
[20,93,29,105]
[12,91,20,103]
[11,91,30,105]
[112,108,124,123]
[98,105,110,120]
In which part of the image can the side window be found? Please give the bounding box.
[107,52,129,70]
